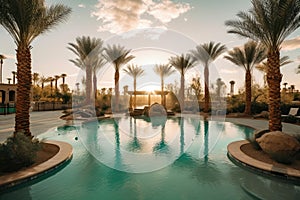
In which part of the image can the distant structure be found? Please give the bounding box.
[229,80,235,96]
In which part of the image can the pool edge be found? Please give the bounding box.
[0,140,73,190]
[227,140,300,184]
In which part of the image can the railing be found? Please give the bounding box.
[0,103,16,115]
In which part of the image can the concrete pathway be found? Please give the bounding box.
[225,117,300,134]
[0,111,65,142]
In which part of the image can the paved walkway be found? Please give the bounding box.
[0,111,65,142]
[225,117,300,134]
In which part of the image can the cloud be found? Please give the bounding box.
[147,0,191,23]
[78,4,86,8]
[91,0,191,34]
[282,37,300,51]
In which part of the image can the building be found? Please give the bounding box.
[0,83,17,114]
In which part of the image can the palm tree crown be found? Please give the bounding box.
[0,0,71,136]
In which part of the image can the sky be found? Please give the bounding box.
[1,0,300,94]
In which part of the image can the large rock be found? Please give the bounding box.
[256,131,300,164]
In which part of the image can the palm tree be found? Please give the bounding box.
[68,36,103,104]
[225,0,300,131]
[47,77,54,98]
[7,77,11,84]
[169,54,197,111]
[123,64,145,109]
[224,41,266,115]
[32,72,39,86]
[54,75,60,93]
[61,73,67,93]
[0,54,7,83]
[0,0,71,136]
[154,64,175,107]
[256,56,292,86]
[103,44,134,112]
[190,42,227,113]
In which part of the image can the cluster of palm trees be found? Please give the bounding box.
[1,0,299,137]
[32,73,68,100]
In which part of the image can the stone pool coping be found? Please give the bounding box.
[228,140,300,181]
[0,140,73,189]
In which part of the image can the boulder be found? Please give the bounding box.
[256,131,300,164]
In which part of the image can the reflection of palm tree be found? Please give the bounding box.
[104,45,134,112]
[225,0,300,131]
[169,54,197,111]
[0,0,71,136]
[204,120,209,163]
[224,41,266,115]
[68,36,103,104]
[123,64,145,109]
[190,42,226,113]
[128,117,141,151]
[179,117,185,155]
[154,64,175,107]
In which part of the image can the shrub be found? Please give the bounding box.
[0,133,40,173]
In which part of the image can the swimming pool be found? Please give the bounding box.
[1,115,299,199]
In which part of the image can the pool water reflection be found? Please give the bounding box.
[1,115,299,200]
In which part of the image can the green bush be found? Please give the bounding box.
[0,133,40,173]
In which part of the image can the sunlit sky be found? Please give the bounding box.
[1,0,300,93]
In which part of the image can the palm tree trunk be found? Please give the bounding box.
[204,65,210,113]
[161,77,164,106]
[93,71,97,100]
[134,78,137,109]
[15,45,32,137]
[244,70,252,115]
[115,68,120,112]
[180,73,185,111]
[267,50,282,131]
[86,66,92,104]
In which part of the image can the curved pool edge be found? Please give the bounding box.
[227,140,300,184]
[0,140,73,190]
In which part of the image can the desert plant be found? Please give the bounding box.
[0,132,40,172]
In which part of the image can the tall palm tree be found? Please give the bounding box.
[68,36,103,104]
[123,64,145,109]
[190,42,227,113]
[0,0,71,136]
[39,75,47,97]
[54,75,60,93]
[154,64,175,107]
[0,54,7,83]
[169,54,197,111]
[32,72,39,86]
[224,41,266,115]
[103,44,134,112]
[225,0,300,131]
[61,73,67,93]
[256,56,292,86]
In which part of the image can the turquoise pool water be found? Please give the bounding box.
[1,116,300,199]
